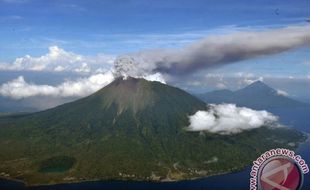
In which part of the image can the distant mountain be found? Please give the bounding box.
[197,81,307,110]
[0,78,305,186]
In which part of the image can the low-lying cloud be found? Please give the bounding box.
[276,89,289,97]
[0,71,166,99]
[188,104,279,134]
[0,72,114,99]
[114,26,310,77]
[242,76,264,85]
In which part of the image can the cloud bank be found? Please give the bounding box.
[242,76,264,85]
[276,89,289,96]
[0,71,166,99]
[0,72,114,99]
[114,26,310,77]
[0,46,115,73]
[188,104,279,134]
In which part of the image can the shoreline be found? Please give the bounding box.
[0,166,249,188]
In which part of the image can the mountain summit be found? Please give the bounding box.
[92,77,206,114]
[239,81,276,94]
[0,78,305,186]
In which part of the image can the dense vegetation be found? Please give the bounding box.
[0,78,306,186]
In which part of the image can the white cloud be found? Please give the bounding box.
[54,66,65,72]
[242,76,264,85]
[0,70,166,99]
[0,46,115,73]
[276,89,289,96]
[0,72,115,99]
[187,104,279,135]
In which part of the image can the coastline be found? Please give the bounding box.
[0,165,249,187]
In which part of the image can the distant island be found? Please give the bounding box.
[0,78,306,186]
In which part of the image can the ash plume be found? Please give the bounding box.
[113,26,310,77]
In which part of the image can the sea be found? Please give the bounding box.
[1,106,309,190]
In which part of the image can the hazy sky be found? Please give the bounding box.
[0,0,310,108]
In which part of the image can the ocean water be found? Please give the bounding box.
[0,107,309,190]
[268,107,310,133]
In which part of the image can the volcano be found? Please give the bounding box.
[197,81,306,109]
[0,78,305,186]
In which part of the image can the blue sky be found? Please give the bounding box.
[1,0,310,58]
[0,0,310,107]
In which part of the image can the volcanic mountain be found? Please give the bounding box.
[197,81,306,110]
[0,78,306,186]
